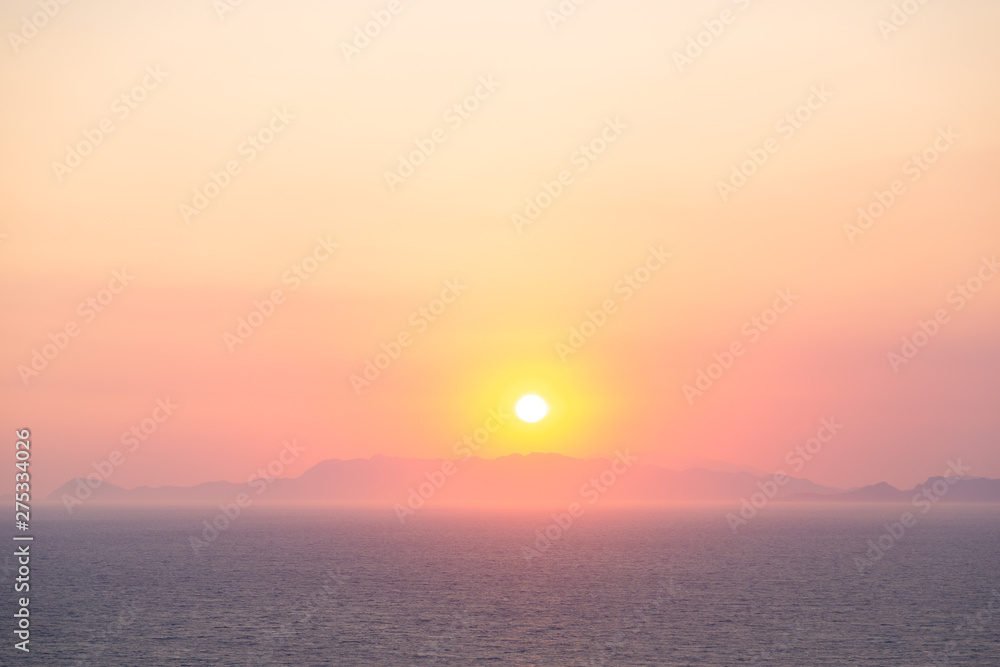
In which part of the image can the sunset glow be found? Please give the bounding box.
[4,1,1000,664]
[1,0,997,497]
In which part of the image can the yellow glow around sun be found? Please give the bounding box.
[450,357,613,456]
[515,394,548,423]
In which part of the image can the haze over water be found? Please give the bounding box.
[8,506,995,666]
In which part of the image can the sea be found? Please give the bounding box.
[4,504,999,666]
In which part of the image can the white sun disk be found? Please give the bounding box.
[515,394,548,423]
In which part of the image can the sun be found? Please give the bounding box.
[515,394,548,423]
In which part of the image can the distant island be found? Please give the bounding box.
[36,453,1000,512]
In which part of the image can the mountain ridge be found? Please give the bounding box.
[35,453,1000,509]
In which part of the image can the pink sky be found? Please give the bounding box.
[1,0,999,497]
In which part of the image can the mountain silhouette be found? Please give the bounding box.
[37,453,1000,510]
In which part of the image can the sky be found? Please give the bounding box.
[1,0,999,497]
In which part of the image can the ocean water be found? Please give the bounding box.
[6,505,999,666]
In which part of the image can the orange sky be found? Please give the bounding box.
[2,0,999,497]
